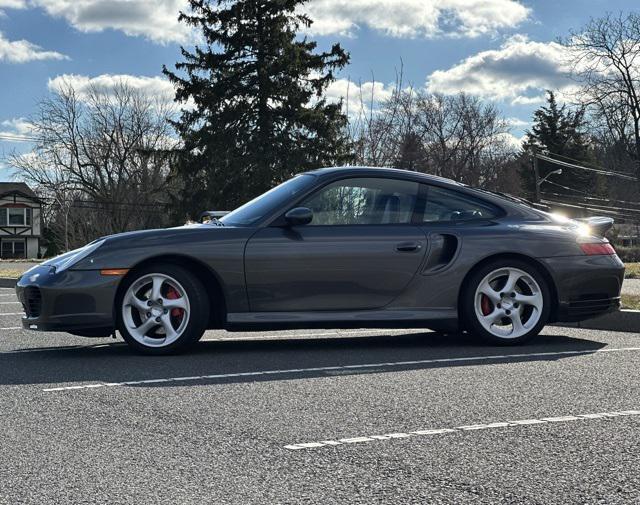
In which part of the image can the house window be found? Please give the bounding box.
[1,239,26,259]
[0,207,32,227]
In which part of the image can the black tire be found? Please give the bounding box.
[462,258,551,345]
[116,263,210,355]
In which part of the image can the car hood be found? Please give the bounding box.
[67,223,255,271]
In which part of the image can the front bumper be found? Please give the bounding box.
[16,265,120,336]
[540,254,625,322]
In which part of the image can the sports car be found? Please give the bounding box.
[16,167,625,354]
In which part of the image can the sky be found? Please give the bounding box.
[0,0,636,180]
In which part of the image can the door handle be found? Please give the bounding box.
[396,241,422,252]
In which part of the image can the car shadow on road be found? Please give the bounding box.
[0,330,611,388]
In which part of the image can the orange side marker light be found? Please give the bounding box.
[100,269,130,276]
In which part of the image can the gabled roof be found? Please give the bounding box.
[0,182,38,200]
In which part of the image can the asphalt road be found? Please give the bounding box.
[0,286,639,504]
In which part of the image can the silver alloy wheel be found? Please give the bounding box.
[474,267,543,339]
[122,273,191,348]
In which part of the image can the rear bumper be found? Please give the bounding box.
[540,254,625,323]
[557,296,621,322]
[16,265,119,336]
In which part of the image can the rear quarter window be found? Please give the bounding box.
[421,185,502,223]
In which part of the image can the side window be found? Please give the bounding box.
[422,185,500,223]
[302,178,419,226]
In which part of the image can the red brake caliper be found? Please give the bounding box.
[480,294,492,316]
[165,287,184,321]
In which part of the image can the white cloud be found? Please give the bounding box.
[0,118,34,140]
[510,95,548,106]
[427,35,576,104]
[505,117,530,128]
[500,132,525,150]
[303,0,530,38]
[31,0,192,44]
[48,73,177,103]
[8,0,528,46]
[0,118,34,147]
[324,78,396,116]
[0,31,68,62]
[0,0,26,15]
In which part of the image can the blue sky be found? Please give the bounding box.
[0,0,636,179]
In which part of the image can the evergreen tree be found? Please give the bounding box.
[519,91,596,199]
[163,0,352,217]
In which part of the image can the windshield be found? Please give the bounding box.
[220,174,317,226]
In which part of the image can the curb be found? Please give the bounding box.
[554,310,640,333]
[0,278,17,288]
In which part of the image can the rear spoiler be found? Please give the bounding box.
[575,216,614,237]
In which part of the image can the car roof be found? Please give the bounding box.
[305,166,465,187]
[304,166,545,220]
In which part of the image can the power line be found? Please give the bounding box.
[542,179,594,196]
[540,199,640,222]
[0,134,36,143]
[37,196,170,209]
[537,153,637,181]
[546,151,637,177]
[541,187,640,207]
[541,192,640,214]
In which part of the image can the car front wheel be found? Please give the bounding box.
[463,259,551,345]
[117,264,209,354]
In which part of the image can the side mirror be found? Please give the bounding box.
[284,207,313,226]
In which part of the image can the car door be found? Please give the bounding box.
[244,177,428,312]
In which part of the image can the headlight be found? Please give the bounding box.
[46,239,106,274]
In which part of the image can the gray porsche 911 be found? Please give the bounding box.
[17,167,624,354]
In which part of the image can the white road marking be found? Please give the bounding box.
[0,312,23,316]
[284,410,640,450]
[0,302,20,305]
[41,346,640,392]
[0,327,22,330]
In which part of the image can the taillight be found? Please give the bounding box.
[579,242,616,255]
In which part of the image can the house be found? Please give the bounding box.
[0,183,42,259]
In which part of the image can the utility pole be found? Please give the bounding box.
[54,192,70,252]
[532,147,541,203]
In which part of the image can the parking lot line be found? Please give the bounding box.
[0,313,23,316]
[0,302,21,305]
[42,346,640,392]
[283,409,640,450]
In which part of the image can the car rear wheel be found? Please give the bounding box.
[463,259,551,345]
[117,264,209,354]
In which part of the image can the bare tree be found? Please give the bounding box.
[8,79,178,251]
[351,86,514,188]
[565,12,640,180]
[347,72,414,168]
